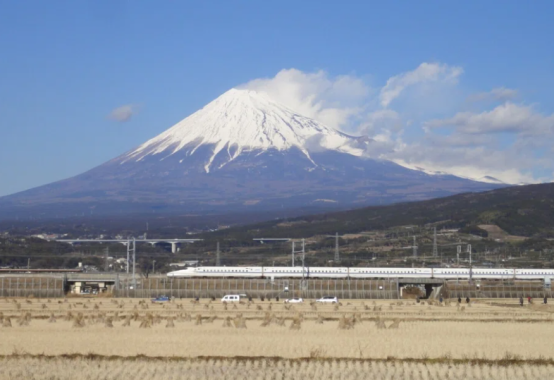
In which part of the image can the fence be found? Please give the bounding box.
[114,277,400,300]
[443,280,552,299]
[0,274,551,300]
[0,276,65,298]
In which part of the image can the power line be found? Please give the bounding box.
[104,247,109,272]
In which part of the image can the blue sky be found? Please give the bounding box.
[1,1,553,196]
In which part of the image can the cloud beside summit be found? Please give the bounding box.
[241,64,554,185]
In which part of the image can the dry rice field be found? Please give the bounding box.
[1,296,554,379]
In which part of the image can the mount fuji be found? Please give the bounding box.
[0,89,501,219]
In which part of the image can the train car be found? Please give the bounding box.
[433,268,516,280]
[471,268,515,280]
[349,267,432,279]
[167,266,263,278]
[264,267,307,278]
[431,268,470,279]
[305,267,348,279]
[515,269,554,280]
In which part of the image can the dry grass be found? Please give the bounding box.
[2,296,554,377]
[0,297,553,379]
[1,356,554,380]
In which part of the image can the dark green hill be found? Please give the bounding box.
[209,183,554,240]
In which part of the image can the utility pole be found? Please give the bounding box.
[292,239,307,267]
[126,240,130,274]
[468,244,473,283]
[302,239,306,266]
[27,258,30,270]
[216,241,221,266]
[132,238,136,289]
[104,247,109,272]
[326,233,342,262]
[432,227,438,257]
[413,236,417,258]
[457,245,461,265]
[301,238,306,282]
[335,232,340,263]
[152,259,156,273]
[252,238,296,266]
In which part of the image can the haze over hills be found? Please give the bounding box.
[0,89,501,220]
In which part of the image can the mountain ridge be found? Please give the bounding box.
[206,182,554,240]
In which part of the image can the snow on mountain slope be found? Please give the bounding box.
[123,88,363,172]
[392,160,513,185]
[477,176,506,184]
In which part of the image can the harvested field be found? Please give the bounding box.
[2,356,554,380]
[478,224,527,242]
[1,297,554,379]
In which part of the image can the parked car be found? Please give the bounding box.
[284,297,304,303]
[316,296,339,303]
[152,295,170,302]
[221,294,241,302]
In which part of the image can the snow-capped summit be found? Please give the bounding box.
[124,88,363,172]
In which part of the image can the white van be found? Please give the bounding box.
[316,296,339,303]
[221,294,241,302]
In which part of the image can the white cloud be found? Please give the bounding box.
[467,87,518,103]
[425,102,554,135]
[387,127,554,185]
[241,68,369,130]
[108,104,139,122]
[395,157,537,184]
[359,109,403,134]
[389,139,539,184]
[379,62,463,108]
[241,64,553,184]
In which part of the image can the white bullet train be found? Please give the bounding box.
[167,266,554,280]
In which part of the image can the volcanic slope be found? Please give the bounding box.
[0,89,499,218]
